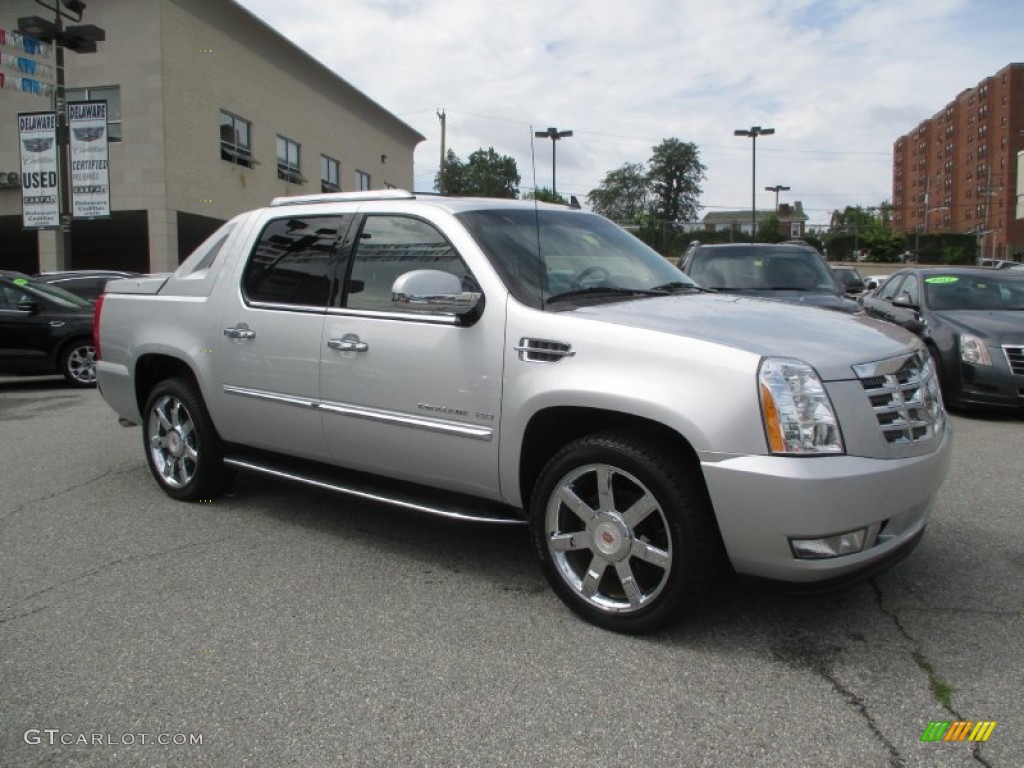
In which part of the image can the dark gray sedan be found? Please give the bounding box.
[861,267,1024,411]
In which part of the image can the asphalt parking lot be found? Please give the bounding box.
[1,377,1021,767]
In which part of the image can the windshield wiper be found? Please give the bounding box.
[650,281,713,293]
[546,286,668,303]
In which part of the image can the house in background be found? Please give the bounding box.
[700,201,808,238]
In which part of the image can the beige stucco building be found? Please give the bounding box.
[0,0,424,273]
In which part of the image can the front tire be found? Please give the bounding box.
[530,433,720,634]
[60,339,97,387]
[143,378,227,501]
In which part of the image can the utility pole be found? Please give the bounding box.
[534,127,573,197]
[437,109,446,194]
[734,126,775,241]
[765,184,789,212]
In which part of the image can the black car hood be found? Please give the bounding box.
[935,309,1024,343]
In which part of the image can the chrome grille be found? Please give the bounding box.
[853,351,944,445]
[1003,345,1024,376]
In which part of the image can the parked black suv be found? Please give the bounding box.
[0,275,97,387]
[679,243,861,313]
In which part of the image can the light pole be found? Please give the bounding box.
[534,126,572,197]
[18,0,105,270]
[734,126,774,240]
[765,184,789,211]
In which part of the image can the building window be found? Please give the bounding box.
[355,170,371,190]
[320,154,340,193]
[277,136,302,184]
[220,110,252,167]
[67,86,122,142]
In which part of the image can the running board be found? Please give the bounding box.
[223,452,526,526]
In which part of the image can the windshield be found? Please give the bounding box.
[923,273,1024,310]
[457,209,694,309]
[689,246,837,293]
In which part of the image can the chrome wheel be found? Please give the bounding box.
[63,342,97,386]
[147,394,199,489]
[545,462,673,613]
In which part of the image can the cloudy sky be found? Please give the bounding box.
[235,0,1022,225]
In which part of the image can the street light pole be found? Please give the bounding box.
[534,126,573,197]
[765,184,789,211]
[735,126,775,241]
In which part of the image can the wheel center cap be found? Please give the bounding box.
[168,431,184,457]
[593,517,630,559]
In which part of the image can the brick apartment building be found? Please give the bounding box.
[0,0,424,274]
[892,62,1024,261]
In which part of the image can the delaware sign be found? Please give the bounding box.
[68,101,111,219]
[17,111,59,229]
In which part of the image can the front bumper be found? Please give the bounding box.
[947,358,1024,412]
[700,422,952,583]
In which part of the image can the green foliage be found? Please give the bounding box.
[587,139,706,237]
[523,187,567,204]
[435,147,520,198]
[586,162,649,223]
[647,138,706,224]
[755,213,784,243]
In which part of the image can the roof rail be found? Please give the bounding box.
[270,189,415,206]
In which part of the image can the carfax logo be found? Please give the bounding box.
[920,720,997,742]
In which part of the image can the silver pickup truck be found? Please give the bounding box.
[96,190,952,633]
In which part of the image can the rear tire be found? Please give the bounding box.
[142,377,227,501]
[530,432,720,634]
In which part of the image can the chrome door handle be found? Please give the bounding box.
[327,335,368,352]
[223,326,256,339]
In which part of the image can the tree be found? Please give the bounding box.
[586,162,649,223]
[523,187,567,204]
[755,213,784,243]
[646,138,705,224]
[434,147,520,198]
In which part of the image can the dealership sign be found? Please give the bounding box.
[17,111,60,229]
[68,101,111,218]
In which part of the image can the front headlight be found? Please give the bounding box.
[759,358,844,454]
[959,333,992,365]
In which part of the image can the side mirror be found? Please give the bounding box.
[391,269,482,321]
[892,294,918,309]
[844,279,865,295]
[16,300,40,314]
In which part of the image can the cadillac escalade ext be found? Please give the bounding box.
[95,190,951,633]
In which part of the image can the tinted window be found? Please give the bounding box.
[924,274,1024,310]
[243,216,350,307]
[688,246,835,292]
[877,274,906,301]
[344,215,470,312]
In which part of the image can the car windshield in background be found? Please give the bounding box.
[457,209,694,308]
[924,273,1024,311]
[689,246,837,293]
[15,278,95,309]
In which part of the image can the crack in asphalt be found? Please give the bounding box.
[869,580,994,768]
[771,637,905,768]
[0,536,237,623]
[0,462,140,525]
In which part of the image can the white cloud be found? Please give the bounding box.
[236,0,1022,224]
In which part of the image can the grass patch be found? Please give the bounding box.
[913,651,954,710]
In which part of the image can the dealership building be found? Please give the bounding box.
[0,0,424,274]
